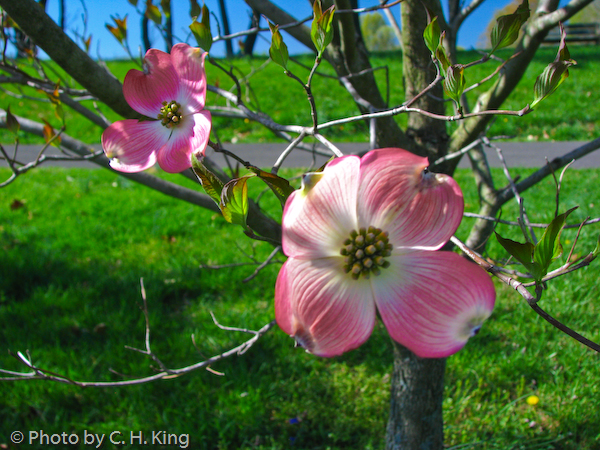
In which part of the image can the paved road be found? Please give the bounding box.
[2,141,599,170]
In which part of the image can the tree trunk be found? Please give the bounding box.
[385,2,449,449]
[401,0,451,173]
[386,342,446,450]
[326,0,410,149]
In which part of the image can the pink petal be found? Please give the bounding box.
[171,43,208,113]
[358,148,463,250]
[373,251,495,358]
[123,48,179,117]
[282,156,360,259]
[275,257,377,357]
[101,119,168,173]
[156,110,212,173]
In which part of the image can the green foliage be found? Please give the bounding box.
[489,0,530,56]
[495,207,577,283]
[359,12,398,52]
[105,15,128,44]
[531,29,577,108]
[478,0,538,49]
[144,0,162,25]
[248,166,295,208]
[189,4,213,53]
[220,175,250,228]
[311,0,336,57]
[455,46,599,141]
[268,22,288,70]
[191,153,224,206]
[0,167,599,449]
[444,64,466,111]
[423,15,442,56]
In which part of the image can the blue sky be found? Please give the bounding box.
[40,0,547,59]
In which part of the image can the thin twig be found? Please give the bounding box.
[492,142,537,244]
[243,245,282,282]
[450,236,600,353]
[462,212,600,229]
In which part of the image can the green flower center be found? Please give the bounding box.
[340,226,393,280]
[158,100,183,128]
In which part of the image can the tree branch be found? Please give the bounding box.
[449,0,595,155]
[0,111,283,242]
[0,0,137,119]
[451,236,600,353]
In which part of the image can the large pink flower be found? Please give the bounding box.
[102,43,212,173]
[275,148,496,358]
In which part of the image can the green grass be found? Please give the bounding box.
[1,166,599,449]
[1,46,598,145]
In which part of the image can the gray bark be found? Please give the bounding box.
[386,342,445,450]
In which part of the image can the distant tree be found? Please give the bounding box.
[360,11,398,52]
[218,0,234,58]
[242,8,260,57]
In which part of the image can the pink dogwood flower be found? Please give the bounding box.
[102,43,212,173]
[275,148,496,358]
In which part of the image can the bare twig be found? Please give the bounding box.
[492,142,537,244]
[462,213,600,229]
[243,245,282,282]
[1,284,278,387]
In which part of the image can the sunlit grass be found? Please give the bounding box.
[1,166,599,449]
[1,46,598,146]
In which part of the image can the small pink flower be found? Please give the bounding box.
[102,43,212,173]
[275,148,496,358]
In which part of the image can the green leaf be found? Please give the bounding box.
[531,25,576,108]
[191,153,224,207]
[108,15,128,43]
[42,120,61,148]
[311,0,335,56]
[145,1,162,25]
[54,103,65,124]
[435,31,451,73]
[531,61,574,108]
[423,16,441,56]
[189,0,201,18]
[489,0,530,55]
[534,206,578,274]
[268,21,289,70]
[592,235,600,258]
[160,0,171,18]
[496,232,538,273]
[5,106,20,135]
[248,166,295,208]
[189,4,212,52]
[443,64,466,106]
[220,175,252,228]
[105,24,123,43]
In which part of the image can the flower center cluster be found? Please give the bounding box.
[340,226,393,280]
[158,100,183,128]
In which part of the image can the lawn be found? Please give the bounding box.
[1,164,599,449]
[1,46,598,145]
